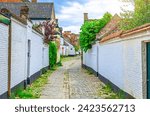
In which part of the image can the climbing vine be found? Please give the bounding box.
[79,12,112,52]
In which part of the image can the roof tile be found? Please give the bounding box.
[0,2,53,19]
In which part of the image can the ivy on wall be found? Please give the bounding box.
[79,12,112,52]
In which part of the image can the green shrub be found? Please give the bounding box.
[49,42,57,68]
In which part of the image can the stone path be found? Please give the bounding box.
[40,56,104,99]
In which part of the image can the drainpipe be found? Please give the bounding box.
[8,20,12,97]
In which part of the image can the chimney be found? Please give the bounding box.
[84,13,88,22]
[20,6,29,20]
[1,8,11,17]
[55,19,58,24]
[55,19,59,28]
[32,0,37,3]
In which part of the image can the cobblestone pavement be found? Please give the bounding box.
[40,56,104,99]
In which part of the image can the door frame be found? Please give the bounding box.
[142,41,150,99]
[97,44,99,77]
[27,40,31,84]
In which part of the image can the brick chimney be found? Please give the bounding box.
[84,13,88,22]
[32,0,37,3]
[20,6,29,20]
[55,19,58,24]
[0,8,11,17]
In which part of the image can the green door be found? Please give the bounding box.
[147,43,150,98]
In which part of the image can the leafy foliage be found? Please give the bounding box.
[42,20,56,42]
[49,42,57,68]
[79,12,112,52]
[75,45,80,52]
[120,0,150,30]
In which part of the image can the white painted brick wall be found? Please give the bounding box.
[98,42,124,90]
[0,23,9,95]
[83,44,98,72]
[29,30,43,76]
[11,18,27,88]
[68,44,75,56]
[43,44,49,68]
[83,31,150,98]
[98,34,150,98]
[0,18,49,97]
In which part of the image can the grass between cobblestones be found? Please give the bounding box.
[10,66,59,99]
[84,69,126,99]
[98,84,126,99]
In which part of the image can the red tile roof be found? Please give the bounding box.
[96,14,121,40]
[100,23,150,43]
[100,31,123,43]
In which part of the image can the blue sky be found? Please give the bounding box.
[38,0,133,34]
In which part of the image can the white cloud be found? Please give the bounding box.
[57,0,134,34]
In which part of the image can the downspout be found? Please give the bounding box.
[8,20,12,97]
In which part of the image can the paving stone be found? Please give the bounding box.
[40,56,104,99]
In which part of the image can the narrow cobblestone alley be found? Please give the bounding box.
[40,56,104,99]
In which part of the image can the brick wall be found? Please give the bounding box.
[0,23,9,96]
[83,30,150,98]
[11,18,27,88]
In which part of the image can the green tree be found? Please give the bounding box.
[80,12,112,52]
[120,0,150,30]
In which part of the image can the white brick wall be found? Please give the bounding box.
[11,18,27,88]
[98,42,124,90]
[83,44,98,72]
[83,31,150,98]
[29,30,43,76]
[0,23,9,95]
[68,45,75,56]
[43,44,49,68]
[0,17,49,97]
[98,34,150,98]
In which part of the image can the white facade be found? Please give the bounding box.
[68,44,76,56]
[43,44,49,68]
[60,37,69,56]
[83,30,150,99]
[64,40,76,56]
[83,43,98,73]
[60,46,69,56]
[29,30,44,77]
[0,23,9,96]
[26,21,49,78]
[11,18,27,88]
[0,17,49,98]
